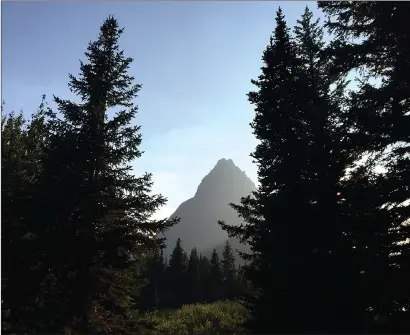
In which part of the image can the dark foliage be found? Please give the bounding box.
[139,239,247,311]
[218,4,409,333]
[319,2,410,332]
[221,240,237,300]
[2,16,178,333]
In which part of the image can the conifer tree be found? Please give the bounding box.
[165,238,188,307]
[186,248,201,304]
[32,16,177,332]
[209,249,223,302]
[2,110,29,326]
[220,7,365,333]
[319,2,410,332]
[138,248,166,311]
[220,8,305,332]
[198,255,211,303]
[1,98,49,332]
[221,240,236,300]
[168,238,188,273]
[292,7,365,331]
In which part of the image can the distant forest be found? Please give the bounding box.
[2,2,409,334]
[138,239,250,312]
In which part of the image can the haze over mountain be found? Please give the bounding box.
[163,158,257,257]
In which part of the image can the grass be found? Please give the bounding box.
[135,300,249,335]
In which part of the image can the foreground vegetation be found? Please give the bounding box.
[136,301,249,335]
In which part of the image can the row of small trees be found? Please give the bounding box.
[138,239,249,311]
[219,2,410,334]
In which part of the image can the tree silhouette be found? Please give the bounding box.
[319,2,410,332]
[1,98,49,332]
[186,248,201,303]
[221,240,236,299]
[209,249,223,302]
[28,16,178,332]
[220,7,367,333]
[165,238,188,307]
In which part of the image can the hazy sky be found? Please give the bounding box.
[2,1,324,219]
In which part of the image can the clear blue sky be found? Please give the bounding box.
[2,1,324,218]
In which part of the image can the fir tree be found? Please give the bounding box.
[220,8,304,332]
[2,110,29,326]
[198,255,211,303]
[33,16,177,332]
[138,248,166,311]
[319,2,410,332]
[168,238,188,274]
[1,98,49,332]
[221,240,236,300]
[292,7,365,331]
[220,7,364,333]
[209,249,223,302]
[186,248,201,304]
[165,238,188,307]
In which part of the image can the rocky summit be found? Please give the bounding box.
[163,158,256,257]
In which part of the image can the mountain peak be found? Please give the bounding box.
[215,158,234,166]
[194,158,255,199]
[210,158,237,175]
[164,158,257,254]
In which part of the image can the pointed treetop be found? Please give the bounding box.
[274,6,291,43]
[64,14,140,112]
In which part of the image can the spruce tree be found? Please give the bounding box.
[220,7,365,333]
[221,240,236,300]
[220,8,305,332]
[292,7,365,331]
[209,249,223,302]
[33,16,177,332]
[1,98,49,332]
[319,2,410,332]
[2,110,29,326]
[186,248,201,304]
[168,238,188,274]
[198,255,211,303]
[138,248,166,311]
[165,238,188,307]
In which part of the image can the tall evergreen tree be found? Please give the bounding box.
[292,7,366,331]
[1,98,49,332]
[186,248,201,304]
[198,255,212,303]
[209,249,223,302]
[165,238,188,307]
[31,16,177,332]
[221,8,306,332]
[138,248,166,312]
[221,240,236,300]
[2,110,30,328]
[168,238,188,274]
[220,7,365,333]
[319,2,410,332]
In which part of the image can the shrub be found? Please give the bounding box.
[137,300,249,334]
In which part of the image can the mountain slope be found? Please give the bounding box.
[163,158,256,257]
